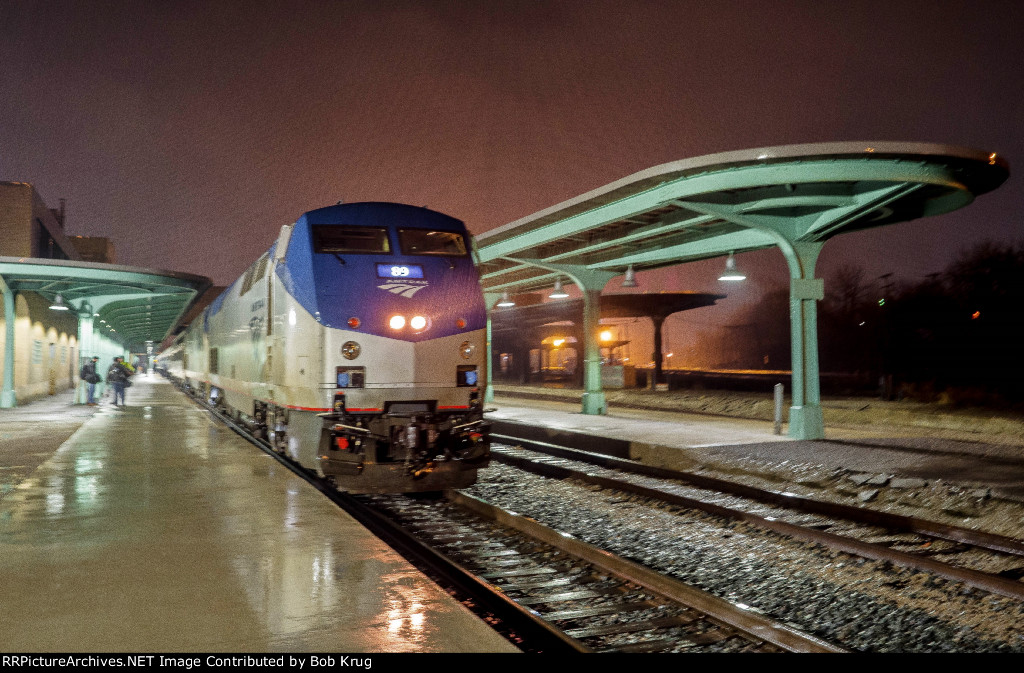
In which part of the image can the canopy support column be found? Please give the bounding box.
[579,286,606,414]
[483,292,502,404]
[490,259,616,415]
[650,314,667,388]
[782,241,825,439]
[75,303,94,405]
[1,275,15,408]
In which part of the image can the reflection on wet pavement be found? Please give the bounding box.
[0,376,518,652]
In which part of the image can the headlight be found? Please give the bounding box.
[389,315,406,330]
[459,341,474,359]
[341,341,361,360]
[410,315,428,331]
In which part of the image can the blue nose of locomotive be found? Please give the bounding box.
[277,202,487,341]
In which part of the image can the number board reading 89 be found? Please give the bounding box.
[376,263,424,279]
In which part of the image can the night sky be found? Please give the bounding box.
[2,1,1021,361]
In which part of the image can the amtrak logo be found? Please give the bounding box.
[249,315,264,341]
[249,315,264,361]
[378,281,428,298]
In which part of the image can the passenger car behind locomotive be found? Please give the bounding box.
[161,202,490,493]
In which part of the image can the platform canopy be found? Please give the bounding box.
[473,142,1010,436]
[0,257,211,350]
[475,142,1008,290]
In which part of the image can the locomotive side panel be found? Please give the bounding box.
[181,313,209,392]
[208,253,274,415]
[268,270,327,410]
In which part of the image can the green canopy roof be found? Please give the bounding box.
[0,257,211,350]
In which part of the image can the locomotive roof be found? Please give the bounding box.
[299,202,467,229]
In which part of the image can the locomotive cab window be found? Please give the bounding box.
[398,229,468,256]
[313,226,390,254]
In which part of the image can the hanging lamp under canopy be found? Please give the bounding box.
[49,293,69,311]
[549,278,569,299]
[718,252,746,281]
[621,264,638,288]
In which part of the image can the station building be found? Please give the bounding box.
[0,182,138,404]
[0,183,85,401]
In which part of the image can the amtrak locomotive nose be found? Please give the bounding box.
[160,202,491,494]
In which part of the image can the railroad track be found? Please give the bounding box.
[488,434,1024,602]
[182,381,843,653]
[362,491,845,653]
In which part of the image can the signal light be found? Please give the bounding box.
[456,318,466,329]
[335,437,349,450]
[348,317,361,328]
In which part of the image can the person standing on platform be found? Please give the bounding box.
[79,356,101,406]
[107,356,132,408]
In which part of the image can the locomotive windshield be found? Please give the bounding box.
[313,226,390,254]
[398,229,468,256]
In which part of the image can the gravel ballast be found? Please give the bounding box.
[465,463,1024,653]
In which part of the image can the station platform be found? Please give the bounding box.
[0,375,519,653]
[486,387,1024,505]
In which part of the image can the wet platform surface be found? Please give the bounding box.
[487,393,1024,504]
[0,376,518,653]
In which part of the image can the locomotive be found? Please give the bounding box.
[160,202,491,493]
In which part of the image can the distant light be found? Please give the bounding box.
[600,330,613,342]
[496,291,515,308]
[718,253,746,281]
[859,321,866,326]
[972,311,981,320]
[553,338,565,347]
[878,298,886,306]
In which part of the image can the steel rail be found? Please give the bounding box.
[492,433,1024,556]
[178,383,588,654]
[491,441,1024,601]
[447,490,847,653]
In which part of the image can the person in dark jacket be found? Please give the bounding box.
[107,356,132,407]
[79,356,101,405]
